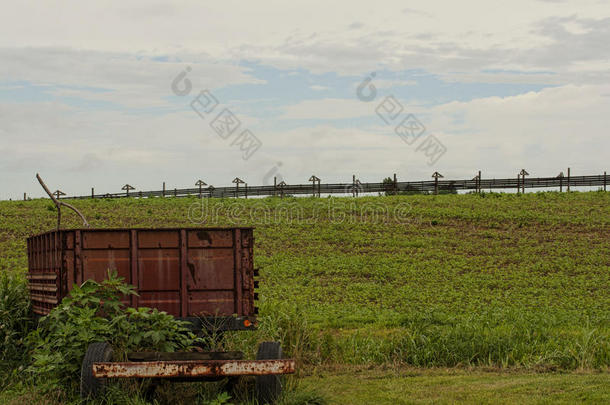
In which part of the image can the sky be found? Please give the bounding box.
[0,0,609,199]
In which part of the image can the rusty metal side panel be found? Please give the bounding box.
[27,231,62,315]
[138,291,181,315]
[92,359,296,378]
[186,248,236,290]
[187,229,233,248]
[234,229,243,314]
[130,230,139,308]
[137,248,180,291]
[83,230,130,249]
[136,229,181,317]
[75,230,83,285]
[188,291,236,315]
[186,246,235,316]
[27,228,256,318]
[81,248,131,283]
[80,230,131,306]
[185,228,255,317]
[138,230,179,248]
[63,230,75,297]
[180,229,188,317]
[240,228,255,315]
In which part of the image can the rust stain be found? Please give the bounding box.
[92,359,295,379]
[187,261,196,283]
[196,231,212,245]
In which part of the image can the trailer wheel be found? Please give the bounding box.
[255,341,284,404]
[80,341,113,400]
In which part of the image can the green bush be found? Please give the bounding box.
[0,272,32,380]
[26,271,197,393]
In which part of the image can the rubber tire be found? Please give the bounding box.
[255,341,283,404]
[80,341,114,400]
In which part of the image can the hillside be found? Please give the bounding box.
[1,192,609,403]
[2,192,609,367]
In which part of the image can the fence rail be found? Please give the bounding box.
[57,172,609,200]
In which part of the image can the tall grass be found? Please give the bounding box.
[223,304,609,371]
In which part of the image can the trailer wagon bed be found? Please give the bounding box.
[26,227,292,403]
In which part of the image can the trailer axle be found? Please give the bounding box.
[93,359,295,378]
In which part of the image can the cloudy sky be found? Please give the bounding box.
[1,0,609,199]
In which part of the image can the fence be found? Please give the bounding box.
[51,170,608,201]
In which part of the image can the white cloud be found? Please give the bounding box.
[1,1,609,81]
[1,1,609,199]
[373,80,417,89]
[419,84,610,177]
[0,48,262,109]
[279,98,374,120]
[309,85,329,91]
[265,84,610,181]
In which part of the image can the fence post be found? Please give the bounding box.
[309,175,320,197]
[604,171,607,192]
[519,169,529,194]
[122,184,135,197]
[274,176,277,197]
[277,181,286,198]
[557,172,564,192]
[163,182,166,197]
[393,173,398,195]
[473,171,481,193]
[196,180,207,199]
[233,177,244,198]
[567,168,570,192]
[23,192,26,201]
[517,174,520,194]
[245,183,248,199]
[352,175,356,197]
[432,172,443,195]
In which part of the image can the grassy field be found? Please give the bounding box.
[300,367,610,404]
[1,191,609,403]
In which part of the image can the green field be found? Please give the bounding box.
[1,191,609,403]
[299,367,610,404]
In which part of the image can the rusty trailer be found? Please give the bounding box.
[27,227,257,321]
[27,227,293,403]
